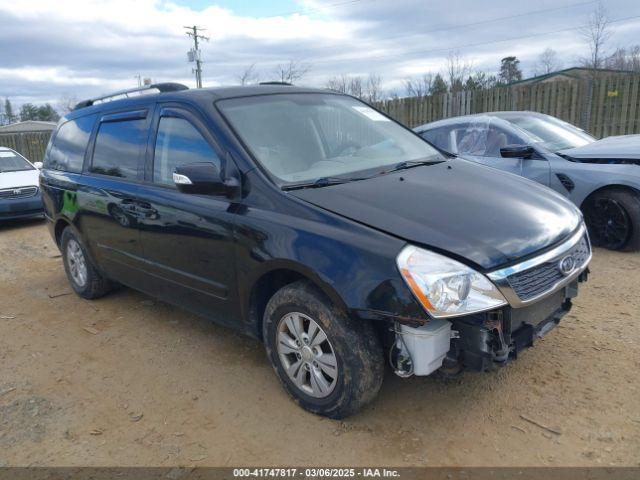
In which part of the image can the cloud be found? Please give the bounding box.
[0,0,638,106]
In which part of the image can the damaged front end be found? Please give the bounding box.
[390,225,591,377]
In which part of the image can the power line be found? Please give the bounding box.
[211,0,599,69]
[237,0,598,63]
[285,12,640,67]
[185,25,209,88]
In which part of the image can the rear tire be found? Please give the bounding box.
[263,280,384,419]
[60,228,113,299]
[584,188,640,252]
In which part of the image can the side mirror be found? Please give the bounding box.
[33,161,43,169]
[500,145,535,159]
[173,162,239,196]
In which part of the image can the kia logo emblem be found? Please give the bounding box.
[558,255,576,275]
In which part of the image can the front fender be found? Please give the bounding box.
[235,180,429,330]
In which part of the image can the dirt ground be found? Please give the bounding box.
[0,218,639,468]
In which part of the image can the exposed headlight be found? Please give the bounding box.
[397,245,507,318]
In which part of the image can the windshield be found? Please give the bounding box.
[0,150,34,172]
[217,93,443,184]
[502,114,595,152]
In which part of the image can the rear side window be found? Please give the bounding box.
[153,117,220,186]
[90,119,147,180]
[46,115,96,172]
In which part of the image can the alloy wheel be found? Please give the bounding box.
[66,239,88,287]
[276,312,338,398]
[586,197,631,250]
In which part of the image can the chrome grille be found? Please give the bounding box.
[507,235,590,301]
[0,186,38,199]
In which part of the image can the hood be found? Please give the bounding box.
[290,158,581,270]
[0,169,40,190]
[559,134,640,160]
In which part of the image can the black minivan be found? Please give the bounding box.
[41,83,591,418]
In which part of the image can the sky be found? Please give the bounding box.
[1,0,639,108]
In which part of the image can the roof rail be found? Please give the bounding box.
[258,81,293,86]
[73,82,189,110]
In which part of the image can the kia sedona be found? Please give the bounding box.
[41,83,591,418]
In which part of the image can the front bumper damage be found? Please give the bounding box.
[442,274,585,373]
[392,225,592,376]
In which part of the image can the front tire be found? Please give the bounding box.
[584,188,640,251]
[263,281,384,419]
[60,228,113,299]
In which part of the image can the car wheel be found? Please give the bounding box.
[263,280,384,419]
[60,228,113,299]
[584,188,640,252]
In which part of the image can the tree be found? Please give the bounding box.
[347,76,364,99]
[534,48,563,76]
[430,74,448,95]
[365,74,383,103]
[19,103,60,122]
[4,98,15,123]
[445,51,473,93]
[464,71,497,91]
[579,2,612,72]
[237,63,260,85]
[273,60,311,84]
[57,94,79,115]
[605,45,640,72]
[498,56,523,84]
[404,73,434,98]
[325,74,350,94]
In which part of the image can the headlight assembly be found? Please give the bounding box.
[397,245,507,318]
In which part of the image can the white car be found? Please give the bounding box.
[0,147,44,220]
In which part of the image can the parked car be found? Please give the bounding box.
[415,112,640,251]
[0,146,44,220]
[41,84,591,418]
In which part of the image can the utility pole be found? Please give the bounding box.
[134,74,142,87]
[184,25,209,88]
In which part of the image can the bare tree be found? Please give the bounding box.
[579,2,613,72]
[365,74,383,103]
[534,48,563,76]
[445,51,473,93]
[237,63,260,85]
[605,45,640,72]
[347,76,364,99]
[273,60,311,84]
[57,94,79,114]
[404,73,434,98]
[325,74,350,94]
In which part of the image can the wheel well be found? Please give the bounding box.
[54,219,71,247]
[249,269,337,339]
[580,185,640,211]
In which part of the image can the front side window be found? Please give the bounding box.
[454,119,522,157]
[46,114,96,172]
[90,118,147,180]
[503,114,595,152]
[217,93,443,184]
[420,126,455,153]
[153,116,220,186]
[0,150,34,172]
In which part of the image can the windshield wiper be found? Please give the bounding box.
[282,176,366,191]
[382,159,445,174]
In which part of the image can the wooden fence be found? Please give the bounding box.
[0,131,52,162]
[375,74,640,138]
